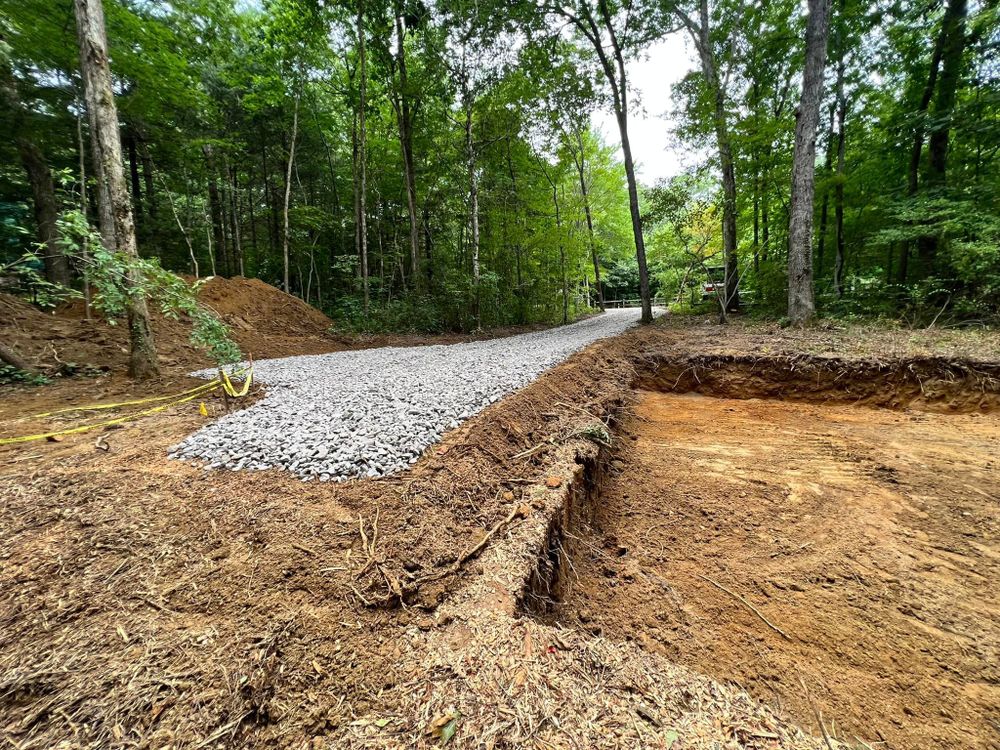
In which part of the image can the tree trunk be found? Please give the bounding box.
[203,144,227,276]
[562,2,651,322]
[357,0,370,313]
[465,92,481,329]
[0,342,35,373]
[126,129,143,222]
[787,0,832,324]
[19,139,72,286]
[283,92,300,295]
[74,0,158,378]
[574,130,605,310]
[1,64,73,287]
[686,0,739,314]
[229,164,244,276]
[393,4,420,289]
[816,103,835,281]
[926,0,967,187]
[139,137,156,218]
[546,178,568,324]
[920,0,968,267]
[833,61,848,298]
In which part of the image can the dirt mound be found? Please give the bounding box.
[1,277,339,377]
[196,276,332,339]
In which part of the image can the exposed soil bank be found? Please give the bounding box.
[541,387,1000,749]
[638,353,1000,413]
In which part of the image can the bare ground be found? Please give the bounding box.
[1,313,998,749]
[546,390,999,749]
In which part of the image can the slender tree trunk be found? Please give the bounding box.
[126,129,143,222]
[817,103,835,281]
[752,163,760,275]
[19,139,72,286]
[553,183,567,324]
[2,63,75,287]
[787,0,832,324]
[357,0,369,313]
[203,144,227,276]
[684,0,738,313]
[393,4,420,289]
[229,164,244,276]
[283,91,300,295]
[74,0,158,378]
[573,130,605,310]
[562,2,651,322]
[833,59,848,298]
[76,109,92,318]
[900,23,944,283]
[761,183,770,262]
[465,91,481,329]
[139,136,156,218]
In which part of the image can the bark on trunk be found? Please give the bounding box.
[787,0,832,324]
[229,164,244,276]
[19,139,72,286]
[465,92,481,329]
[126,129,143,222]
[1,63,73,286]
[393,4,420,289]
[283,92,300,295]
[573,130,605,310]
[74,0,158,378]
[920,0,968,266]
[203,144,227,276]
[816,103,835,280]
[833,65,847,298]
[357,0,370,313]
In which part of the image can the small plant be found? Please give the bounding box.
[0,363,49,386]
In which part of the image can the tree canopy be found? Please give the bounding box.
[2,0,997,353]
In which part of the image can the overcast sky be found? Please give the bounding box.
[591,35,699,186]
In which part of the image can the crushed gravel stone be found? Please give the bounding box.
[170,309,646,480]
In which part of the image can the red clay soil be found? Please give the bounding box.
[0,327,641,748]
[1,311,999,749]
[549,390,1000,749]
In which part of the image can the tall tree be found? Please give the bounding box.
[74,0,159,377]
[673,0,740,313]
[787,0,832,324]
[509,0,662,323]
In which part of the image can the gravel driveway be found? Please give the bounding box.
[170,309,644,480]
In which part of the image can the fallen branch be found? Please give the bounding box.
[698,574,792,641]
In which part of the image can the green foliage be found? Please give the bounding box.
[54,211,242,365]
[3,0,997,338]
[0,363,49,386]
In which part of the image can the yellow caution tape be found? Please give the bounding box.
[1,366,254,446]
[220,365,253,398]
[0,387,218,445]
[31,379,222,418]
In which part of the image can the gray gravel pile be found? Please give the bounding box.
[170,309,644,481]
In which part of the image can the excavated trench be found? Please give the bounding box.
[518,354,1000,750]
